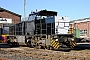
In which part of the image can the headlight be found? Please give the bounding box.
[71,38,74,41]
[56,39,58,41]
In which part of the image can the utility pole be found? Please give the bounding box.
[22,0,26,35]
[24,0,26,21]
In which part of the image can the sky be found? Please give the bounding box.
[0,0,90,20]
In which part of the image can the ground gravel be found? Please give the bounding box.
[0,47,90,60]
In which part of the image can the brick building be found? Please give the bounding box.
[70,18,90,38]
[0,7,21,24]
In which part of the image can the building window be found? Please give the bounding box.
[80,30,87,36]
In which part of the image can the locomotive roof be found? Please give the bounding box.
[29,10,57,16]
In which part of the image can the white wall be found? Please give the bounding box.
[0,18,12,23]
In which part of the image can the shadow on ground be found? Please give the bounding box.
[0,43,12,48]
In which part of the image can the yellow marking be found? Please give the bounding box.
[71,42,74,48]
[73,42,76,46]
[57,43,60,48]
[51,40,55,46]
[50,38,60,49]
[56,45,60,49]
[51,41,58,49]
[51,43,54,46]
[51,40,54,43]
[70,42,73,48]
[55,42,58,48]
[50,40,54,44]
[54,42,60,49]
[53,42,57,47]
[51,40,55,45]
[70,41,76,48]
[53,42,57,49]
[51,40,53,43]
[54,42,59,49]
[50,39,54,42]
[72,41,76,46]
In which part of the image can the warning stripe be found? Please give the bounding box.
[51,39,53,42]
[54,42,58,48]
[51,40,55,46]
[53,42,59,49]
[50,38,60,50]
[54,42,59,49]
[53,42,57,49]
[72,41,76,46]
[56,45,60,49]
[70,41,76,48]
[74,42,76,46]
[53,41,57,47]
[71,42,74,48]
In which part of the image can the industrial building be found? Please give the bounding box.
[0,7,21,24]
[70,17,90,39]
[0,7,21,34]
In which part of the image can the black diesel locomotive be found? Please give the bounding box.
[3,10,76,50]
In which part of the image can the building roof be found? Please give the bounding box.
[0,7,21,17]
[70,17,90,23]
